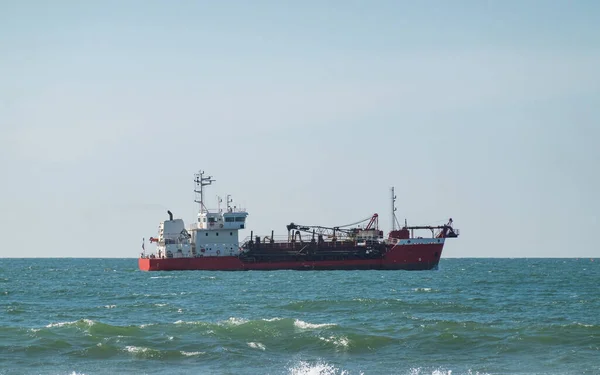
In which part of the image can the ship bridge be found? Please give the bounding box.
[195,209,248,230]
[223,210,248,230]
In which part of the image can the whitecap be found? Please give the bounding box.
[247,342,266,350]
[262,317,283,322]
[413,288,432,292]
[409,368,490,375]
[294,319,336,330]
[181,351,205,356]
[46,321,76,328]
[125,345,149,353]
[222,317,248,325]
[174,320,204,326]
[46,319,94,328]
[319,335,350,349]
[288,360,354,375]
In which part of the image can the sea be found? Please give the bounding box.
[1,258,598,375]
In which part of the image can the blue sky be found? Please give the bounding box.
[1,1,599,258]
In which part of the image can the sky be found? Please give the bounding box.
[1,0,599,258]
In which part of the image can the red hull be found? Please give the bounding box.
[138,243,444,271]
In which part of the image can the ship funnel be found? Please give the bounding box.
[167,210,173,221]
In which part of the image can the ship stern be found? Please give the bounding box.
[138,258,152,271]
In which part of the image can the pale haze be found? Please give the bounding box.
[1,1,599,258]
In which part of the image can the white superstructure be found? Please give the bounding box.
[145,171,248,259]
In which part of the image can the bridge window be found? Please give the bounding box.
[234,217,245,222]
[225,217,234,222]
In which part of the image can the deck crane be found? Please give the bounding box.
[285,213,380,243]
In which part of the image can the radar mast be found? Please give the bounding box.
[194,171,215,213]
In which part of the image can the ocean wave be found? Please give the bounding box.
[283,299,365,312]
[46,319,95,328]
[62,341,210,360]
[500,322,600,349]
[413,287,436,293]
[319,335,350,350]
[409,368,491,375]
[19,317,600,362]
[288,360,358,375]
[39,319,145,339]
[247,341,266,350]
[263,317,284,322]
[282,298,482,314]
[222,317,249,325]
[173,317,337,332]
[294,319,337,330]
[5,305,23,314]
[10,317,395,359]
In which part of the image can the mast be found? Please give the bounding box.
[194,171,215,213]
[391,187,397,231]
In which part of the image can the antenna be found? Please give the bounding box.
[226,194,233,212]
[194,170,215,213]
[217,195,223,213]
[391,187,397,231]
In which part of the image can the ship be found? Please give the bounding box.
[138,171,459,271]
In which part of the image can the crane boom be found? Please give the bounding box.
[285,213,380,239]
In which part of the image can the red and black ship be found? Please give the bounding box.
[138,171,459,271]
